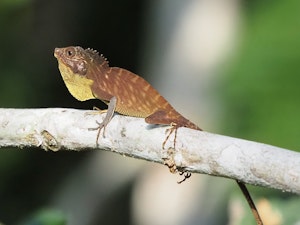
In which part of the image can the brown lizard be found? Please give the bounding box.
[54,46,263,225]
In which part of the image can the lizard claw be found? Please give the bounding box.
[177,171,192,184]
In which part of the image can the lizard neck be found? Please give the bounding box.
[58,62,95,101]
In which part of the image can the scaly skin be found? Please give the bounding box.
[54,46,201,131]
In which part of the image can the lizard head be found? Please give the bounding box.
[54,46,108,101]
[54,46,109,75]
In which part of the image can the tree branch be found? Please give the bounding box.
[0,108,299,193]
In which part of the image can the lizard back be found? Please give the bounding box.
[89,66,201,130]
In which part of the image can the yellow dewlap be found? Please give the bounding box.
[58,61,95,101]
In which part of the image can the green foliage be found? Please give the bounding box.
[19,209,66,225]
[222,1,300,223]
[222,0,300,151]
[0,0,31,13]
[237,197,300,225]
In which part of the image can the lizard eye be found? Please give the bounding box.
[66,48,75,57]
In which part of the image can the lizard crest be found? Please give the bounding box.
[85,48,109,68]
[55,46,108,75]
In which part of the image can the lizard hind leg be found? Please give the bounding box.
[88,96,117,144]
[162,123,178,149]
[145,110,179,149]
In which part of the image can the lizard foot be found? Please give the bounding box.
[85,107,107,116]
[88,96,117,145]
[163,148,177,174]
[88,120,107,143]
[163,147,191,184]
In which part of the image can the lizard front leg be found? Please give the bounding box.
[89,96,117,144]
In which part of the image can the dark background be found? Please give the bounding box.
[1,1,146,224]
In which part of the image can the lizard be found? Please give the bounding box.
[54,46,263,225]
[54,46,201,146]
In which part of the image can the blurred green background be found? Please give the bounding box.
[0,0,299,225]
